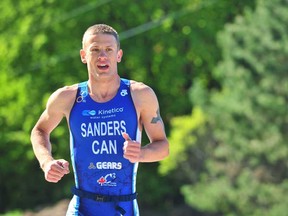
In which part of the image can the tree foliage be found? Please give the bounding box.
[0,0,255,214]
[161,0,288,215]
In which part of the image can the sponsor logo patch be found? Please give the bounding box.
[97,173,117,186]
[88,162,122,170]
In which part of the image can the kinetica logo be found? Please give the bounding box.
[82,108,124,117]
[82,110,96,116]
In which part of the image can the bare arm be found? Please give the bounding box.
[31,86,76,182]
[123,82,169,163]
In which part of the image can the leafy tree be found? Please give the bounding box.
[0,0,255,213]
[161,0,288,215]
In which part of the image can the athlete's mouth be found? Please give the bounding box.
[97,64,109,70]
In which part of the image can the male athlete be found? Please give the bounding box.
[31,24,169,215]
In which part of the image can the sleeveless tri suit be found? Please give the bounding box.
[66,78,141,216]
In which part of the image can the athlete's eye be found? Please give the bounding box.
[91,48,100,52]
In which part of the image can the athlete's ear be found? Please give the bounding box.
[80,49,87,64]
[117,49,123,63]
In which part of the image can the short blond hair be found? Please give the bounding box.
[82,24,120,49]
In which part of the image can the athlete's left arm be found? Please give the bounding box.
[126,82,169,163]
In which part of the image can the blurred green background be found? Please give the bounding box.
[1,0,287,215]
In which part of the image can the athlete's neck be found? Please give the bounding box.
[87,75,120,103]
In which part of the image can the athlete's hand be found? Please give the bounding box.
[122,132,141,163]
[42,159,70,183]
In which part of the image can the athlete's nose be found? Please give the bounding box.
[98,50,107,60]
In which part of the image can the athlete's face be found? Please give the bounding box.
[80,33,123,79]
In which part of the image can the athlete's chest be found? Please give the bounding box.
[69,81,138,142]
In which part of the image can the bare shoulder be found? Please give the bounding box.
[49,84,78,103]
[51,84,78,98]
[47,84,78,115]
[129,80,159,110]
[130,80,155,98]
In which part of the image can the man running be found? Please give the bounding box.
[31,24,169,216]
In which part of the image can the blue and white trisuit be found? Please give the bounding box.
[67,78,141,216]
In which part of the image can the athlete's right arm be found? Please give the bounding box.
[31,86,76,183]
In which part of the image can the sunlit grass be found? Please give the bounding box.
[0,210,22,216]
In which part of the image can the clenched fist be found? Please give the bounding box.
[42,159,70,183]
